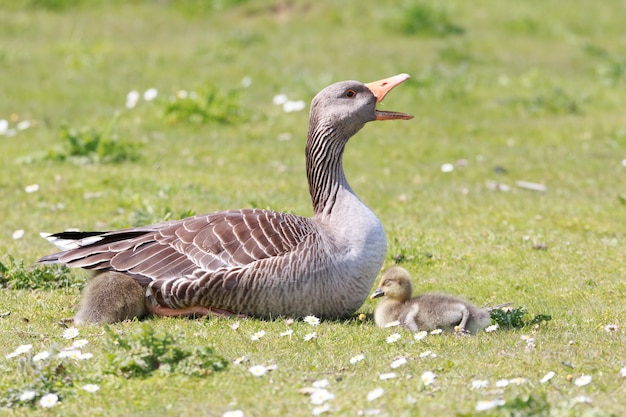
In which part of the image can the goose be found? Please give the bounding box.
[370,266,492,334]
[39,74,413,323]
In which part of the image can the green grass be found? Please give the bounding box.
[1,0,625,415]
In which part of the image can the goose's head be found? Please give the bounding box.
[370,266,414,302]
[308,74,413,136]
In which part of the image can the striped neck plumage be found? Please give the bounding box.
[305,118,364,216]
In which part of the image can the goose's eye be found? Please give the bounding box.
[346,89,356,98]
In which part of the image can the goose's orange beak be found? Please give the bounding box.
[365,73,413,121]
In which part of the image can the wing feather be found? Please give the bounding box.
[39,209,315,284]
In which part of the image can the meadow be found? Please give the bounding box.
[1,0,625,415]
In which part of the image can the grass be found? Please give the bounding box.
[1,0,625,415]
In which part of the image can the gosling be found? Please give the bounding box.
[370,266,492,335]
[74,272,147,324]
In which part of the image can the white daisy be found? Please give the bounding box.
[72,339,89,349]
[350,354,365,364]
[39,393,58,408]
[620,366,626,378]
[509,377,527,385]
[495,379,509,388]
[126,90,140,108]
[222,411,244,417]
[475,399,505,411]
[310,389,335,404]
[386,333,401,344]
[419,350,436,358]
[12,229,25,240]
[430,329,443,335]
[283,100,305,113]
[574,374,592,386]
[484,324,499,333]
[33,351,50,362]
[272,94,288,105]
[421,371,436,386]
[366,387,384,402]
[250,330,266,341]
[248,365,268,377]
[25,184,39,193]
[540,371,555,383]
[384,320,400,328]
[303,332,317,341]
[390,357,407,369]
[57,349,78,359]
[229,321,240,330]
[19,390,36,401]
[312,379,329,388]
[233,356,248,365]
[240,76,252,88]
[17,120,31,130]
[379,372,397,380]
[471,380,489,390]
[279,329,293,337]
[312,403,330,415]
[303,315,320,326]
[143,88,158,101]
[414,331,428,341]
[441,163,454,173]
[604,324,619,333]
[82,384,100,393]
[62,327,79,339]
[6,344,32,359]
[78,352,93,360]
[573,396,592,404]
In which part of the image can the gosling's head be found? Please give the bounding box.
[370,266,414,302]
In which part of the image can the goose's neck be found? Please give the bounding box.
[306,119,363,215]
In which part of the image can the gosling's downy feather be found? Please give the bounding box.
[371,266,491,334]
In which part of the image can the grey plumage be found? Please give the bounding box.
[370,266,492,335]
[39,74,413,322]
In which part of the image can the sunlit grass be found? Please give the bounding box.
[1,0,625,415]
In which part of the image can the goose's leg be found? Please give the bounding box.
[454,306,470,334]
[147,302,247,318]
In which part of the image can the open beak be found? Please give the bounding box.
[365,73,414,121]
[370,287,385,300]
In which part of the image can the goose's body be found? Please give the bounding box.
[39,74,413,323]
[371,266,491,334]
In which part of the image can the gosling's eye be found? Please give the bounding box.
[346,89,356,98]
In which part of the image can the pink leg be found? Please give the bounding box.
[147,303,246,318]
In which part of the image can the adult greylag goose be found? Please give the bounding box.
[39,74,413,323]
[371,266,492,334]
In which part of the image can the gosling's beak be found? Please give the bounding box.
[365,73,413,121]
[370,287,385,300]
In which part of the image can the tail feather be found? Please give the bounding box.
[38,229,151,264]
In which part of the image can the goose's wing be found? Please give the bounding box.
[39,208,316,284]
